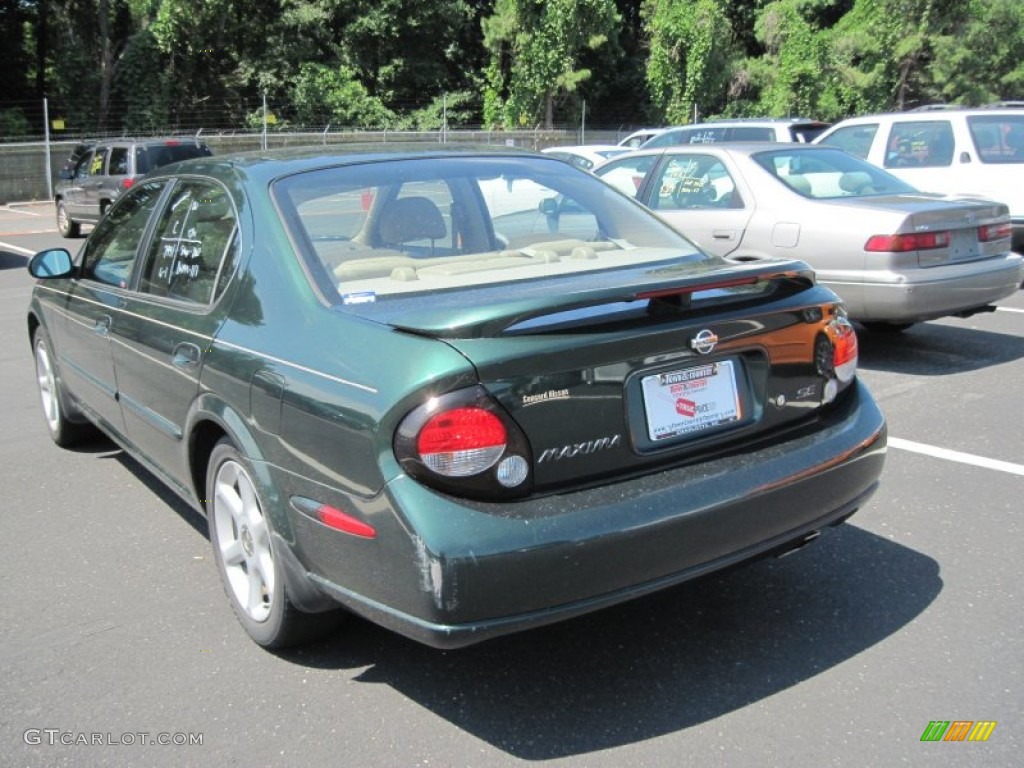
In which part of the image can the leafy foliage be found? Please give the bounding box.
[644,0,736,124]
[3,0,1023,138]
[483,0,620,128]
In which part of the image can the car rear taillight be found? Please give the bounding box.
[417,408,507,476]
[395,386,533,498]
[978,222,1011,242]
[864,231,950,252]
[121,178,134,190]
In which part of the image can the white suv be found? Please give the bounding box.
[639,118,831,148]
[815,108,1024,251]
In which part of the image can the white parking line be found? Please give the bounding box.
[0,240,34,256]
[889,437,1024,476]
[996,306,1024,314]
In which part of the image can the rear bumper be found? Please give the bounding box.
[293,380,887,648]
[826,253,1023,322]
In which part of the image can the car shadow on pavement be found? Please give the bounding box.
[93,419,939,759]
[0,249,28,270]
[857,322,1024,375]
[277,525,940,759]
[100,440,210,538]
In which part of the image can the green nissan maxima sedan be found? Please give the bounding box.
[26,145,886,649]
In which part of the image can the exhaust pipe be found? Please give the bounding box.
[772,530,822,559]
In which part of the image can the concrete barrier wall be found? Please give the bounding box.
[0,129,620,204]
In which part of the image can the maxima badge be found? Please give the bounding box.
[691,329,719,355]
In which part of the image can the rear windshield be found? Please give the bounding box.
[752,147,917,199]
[135,143,213,174]
[967,114,1024,164]
[272,154,708,307]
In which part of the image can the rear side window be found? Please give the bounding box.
[109,147,130,175]
[883,121,955,168]
[138,181,238,305]
[649,155,743,210]
[817,124,878,159]
[968,115,1024,164]
[90,147,109,176]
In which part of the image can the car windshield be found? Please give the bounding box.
[272,155,708,308]
[751,147,918,199]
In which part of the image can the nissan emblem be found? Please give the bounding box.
[691,329,719,355]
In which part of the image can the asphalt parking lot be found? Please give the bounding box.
[1,201,1021,767]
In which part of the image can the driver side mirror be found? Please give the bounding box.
[28,248,75,279]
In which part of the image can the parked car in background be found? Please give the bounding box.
[814,108,1024,252]
[541,144,629,171]
[27,145,885,649]
[639,119,831,149]
[617,128,667,148]
[596,144,1023,331]
[55,136,212,237]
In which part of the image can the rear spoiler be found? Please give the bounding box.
[386,259,816,339]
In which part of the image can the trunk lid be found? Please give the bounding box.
[830,194,1010,267]
[386,259,852,491]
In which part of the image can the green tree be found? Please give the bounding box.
[643,0,737,124]
[483,0,620,128]
[291,63,394,128]
[929,0,1024,105]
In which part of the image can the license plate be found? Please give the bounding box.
[641,360,742,441]
[948,228,979,262]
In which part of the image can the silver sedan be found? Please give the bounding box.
[595,144,1024,329]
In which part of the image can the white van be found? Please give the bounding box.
[815,108,1024,251]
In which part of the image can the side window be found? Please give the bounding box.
[79,181,166,288]
[683,128,726,145]
[90,147,110,176]
[968,115,1024,164]
[73,151,95,180]
[818,124,878,159]
[651,155,742,210]
[727,127,773,141]
[884,121,954,168]
[139,181,239,305]
[109,147,130,176]
[594,155,658,197]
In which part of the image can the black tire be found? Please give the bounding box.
[56,200,80,238]
[32,327,97,447]
[206,439,339,648]
[861,321,914,333]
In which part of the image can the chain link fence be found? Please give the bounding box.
[0,127,626,204]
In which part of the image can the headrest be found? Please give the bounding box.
[378,196,446,244]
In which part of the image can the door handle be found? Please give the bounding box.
[172,343,202,369]
[712,229,736,240]
[93,315,111,337]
